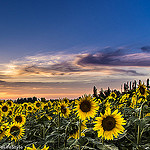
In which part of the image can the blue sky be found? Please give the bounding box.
[0,0,150,99]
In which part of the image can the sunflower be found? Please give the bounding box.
[59,102,70,118]
[93,107,126,140]
[43,102,50,110]
[130,93,146,109]
[45,111,53,120]
[0,100,5,105]
[110,92,117,99]
[48,101,53,107]
[74,95,99,120]
[0,103,10,116]
[62,97,69,104]
[0,114,2,122]
[6,100,14,108]
[15,104,24,113]
[145,113,150,117]
[119,94,130,108]
[46,114,52,120]
[34,101,43,110]
[105,100,112,111]
[120,94,130,103]
[6,123,25,142]
[13,113,26,125]
[68,121,86,139]
[24,144,37,150]
[136,82,148,97]
[41,145,49,150]
[1,122,9,130]
[7,109,14,118]
[26,104,34,113]
[23,102,28,109]
[0,126,6,140]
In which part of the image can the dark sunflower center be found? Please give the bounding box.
[28,106,32,110]
[36,102,41,107]
[111,94,115,98]
[7,101,12,106]
[8,111,12,116]
[15,116,23,123]
[44,106,48,109]
[2,106,8,112]
[24,104,27,107]
[80,100,91,112]
[139,86,145,95]
[102,116,116,131]
[61,106,67,114]
[10,126,20,136]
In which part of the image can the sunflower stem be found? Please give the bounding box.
[102,137,104,145]
[123,103,127,118]
[134,92,138,139]
[79,119,82,150]
[43,124,46,139]
[137,101,146,148]
[102,132,104,150]
[140,124,150,139]
[17,140,20,150]
[58,112,60,148]
[64,122,70,148]
[137,125,140,149]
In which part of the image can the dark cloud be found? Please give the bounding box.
[0,80,92,89]
[19,62,91,75]
[112,69,147,76]
[23,65,40,74]
[0,80,6,83]
[101,47,124,56]
[78,49,124,66]
[77,50,150,67]
[77,49,126,66]
[50,62,84,72]
[141,46,150,52]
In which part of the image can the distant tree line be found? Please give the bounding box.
[93,78,150,101]
[13,97,46,104]
[93,86,121,101]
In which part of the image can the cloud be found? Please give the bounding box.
[141,46,150,52]
[112,69,147,76]
[77,50,150,67]
[19,62,88,75]
[0,48,147,86]
[0,75,12,79]
[0,79,81,88]
[1,50,146,79]
[18,61,145,77]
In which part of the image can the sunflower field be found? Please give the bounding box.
[0,82,150,150]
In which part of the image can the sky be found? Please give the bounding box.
[0,0,150,99]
